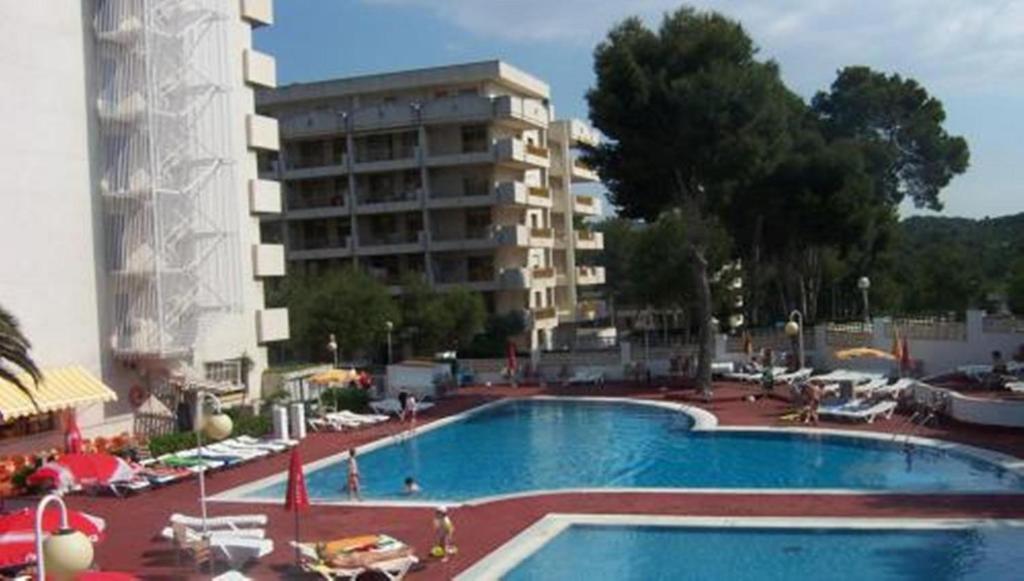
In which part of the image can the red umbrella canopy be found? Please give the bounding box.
[0,508,105,569]
[64,411,83,454]
[27,453,136,489]
[76,573,138,581]
[284,448,309,512]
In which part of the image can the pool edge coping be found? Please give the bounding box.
[210,395,1024,506]
[454,514,1024,580]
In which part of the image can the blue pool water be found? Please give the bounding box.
[244,399,1023,501]
[504,525,1024,580]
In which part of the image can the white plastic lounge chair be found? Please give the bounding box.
[724,366,786,383]
[775,368,813,384]
[161,525,266,541]
[290,541,418,581]
[205,443,266,460]
[170,513,268,530]
[819,399,897,423]
[234,434,296,450]
[567,369,605,385]
[333,410,389,424]
[212,572,252,581]
[210,536,274,568]
[370,399,435,416]
[212,441,272,459]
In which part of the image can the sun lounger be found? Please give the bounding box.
[161,525,266,541]
[138,462,192,484]
[723,366,786,383]
[370,399,435,416]
[291,535,418,581]
[331,410,389,424]
[210,536,274,568]
[819,399,897,423]
[207,442,270,459]
[234,434,296,450]
[158,454,225,472]
[775,368,813,384]
[567,369,605,385]
[170,513,268,530]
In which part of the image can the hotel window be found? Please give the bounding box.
[465,209,491,239]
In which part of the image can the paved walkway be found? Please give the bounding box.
[49,383,1024,579]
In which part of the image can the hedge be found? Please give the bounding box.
[148,406,273,458]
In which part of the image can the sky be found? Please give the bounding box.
[254,0,1024,220]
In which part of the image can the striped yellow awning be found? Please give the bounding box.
[0,366,118,421]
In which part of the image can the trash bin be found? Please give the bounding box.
[289,402,306,441]
[272,405,289,441]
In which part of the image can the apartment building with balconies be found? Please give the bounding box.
[256,61,606,354]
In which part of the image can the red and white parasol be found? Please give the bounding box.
[0,507,105,568]
[27,453,136,490]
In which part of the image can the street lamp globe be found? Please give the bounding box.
[385,320,394,332]
[784,320,800,337]
[42,528,93,578]
[857,276,871,291]
[203,412,233,441]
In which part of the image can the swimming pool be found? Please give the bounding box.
[230,398,1024,503]
[460,516,1024,580]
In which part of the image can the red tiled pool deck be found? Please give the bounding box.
[47,383,1024,579]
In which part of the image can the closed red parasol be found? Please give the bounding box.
[64,411,83,454]
[284,447,309,564]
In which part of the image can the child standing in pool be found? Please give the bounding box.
[346,448,361,501]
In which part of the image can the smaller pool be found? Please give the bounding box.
[463,517,1024,580]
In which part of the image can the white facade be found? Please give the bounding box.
[0,0,286,447]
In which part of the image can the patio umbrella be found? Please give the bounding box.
[834,347,896,361]
[0,508,105,569]
[309,368,359,386]
[284,447,310,565]
[64,411,83,454]
[27,453,135,490]
[742,331,753,357]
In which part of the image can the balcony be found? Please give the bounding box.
[493,138,551,170]
[576,265,606,286]
[278,110,346,139]
[530,307,559,329]
[248,179,281,214]
[286,193,348,220]
[358,231,427,256]
[352,146,420,174]
[252,244,285,277]
[571,158,600,183]
[574,195,602,216]
[243,49,276,88]
[491,182,552,209]
[568,118,599,146]
[241,0,274,27]
[577,300,606,321]
[246,115,279,151]
[575,229,604,251]
[529,227,555,248]
[287,237,352,261]
[256,308,289,343]
[282,155,348,181]
[356,190,422,215]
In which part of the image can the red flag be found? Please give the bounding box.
[64,411,83,454]
[284,448,309,512]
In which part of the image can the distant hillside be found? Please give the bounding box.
[885,212,1024,313]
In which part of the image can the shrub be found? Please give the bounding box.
[148,406,272,457]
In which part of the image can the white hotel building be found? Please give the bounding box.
[256,62,608,356]
[0,0,287,451]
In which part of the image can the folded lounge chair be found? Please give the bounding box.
[819,399,897,423]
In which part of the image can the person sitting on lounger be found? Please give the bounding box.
[347,448,361,501]
[403,477,421,495]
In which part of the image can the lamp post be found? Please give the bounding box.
[385,321,394,365]
[195,391,233,535]
[327,334,339,368]
[34,494,93,581]
[785,310,804,371]
[857,276,872,324]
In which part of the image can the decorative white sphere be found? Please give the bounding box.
[857,276,871,290]
[203,413,233,441]
[784,320,800,337]
[43,529,93,579]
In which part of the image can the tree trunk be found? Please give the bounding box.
[691,245,714,397]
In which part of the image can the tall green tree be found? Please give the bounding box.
[586,8,796,394]
[397,274,486,355]
[812,66,970,211]
[286,267,400,360]
[0,305,41,398]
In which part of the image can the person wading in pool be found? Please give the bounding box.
[346,447,361,501]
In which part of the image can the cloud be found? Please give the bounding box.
[362,0,1024,95]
